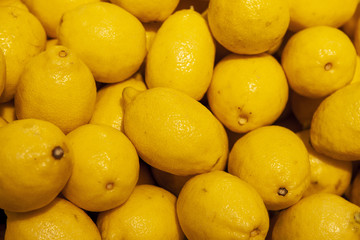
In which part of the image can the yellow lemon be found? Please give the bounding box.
[0,116,7,127]
[0,0,28,10]
[228,125,310,211]
[310,82,360,161]
[341,3,360,41]
[350,170,360,206]
[290,91,325,129]
[288,0,358,32]
[123,87,228,176]
[5,197,101,240]
[0,119,72,212]
[137,160,156,186]
[0,48,6,97]
[22,0,100,38]
[282,26,357,98]
[145,9,215,100]
[97,184,185,240]
[15,45,96,134]
[272,193,360,240]
[296,130,352,197]
[177,170,269,239]
[207,53,288,133]
[62,124,139,212]
[207,0,289,54]
[58,2,146,83]
[89,73,147,132]
[110,0,179,22]
[0,6,46,103]
[0,100,16,123]
[350,55,360,84]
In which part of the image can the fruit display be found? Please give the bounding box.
[0,0,360,239]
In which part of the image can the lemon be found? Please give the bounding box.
[97,184,185,240]
[62,124,139,212]
[288,0,358,32]
[350,55,360,84]
[0,100,16,123]
[110,0,179,22]
[350,171,360,206]
[207,0,289,54]
[228,125,310,211]
[145,9,215,100]
[137,160,156,185]
[0,0,28,10]
[290,91,325,129]
[89,73,147,132]
[0,48,6,97]
[282,26,357,98]
[310,82,360,161]
[58,2,146,83]
[0,119,72,212]
[22,0,100,38]
[0,116,7,127]
[123,87,228,176]
[15,45,96,134]
[296,130,352,197]
[341,3,360,41]
[272,193,360,240]
[5,197,101,240]
[0,6,46,103]
[177,170,269,239]
[207,53,288,134]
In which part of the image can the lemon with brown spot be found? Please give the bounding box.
[228,125,310,210]
[5,197,101,240]
[123,87,228,176]
[0,119,72,212]
[63,124,139,212]
[282,26,357,98]
[177,170,269,240]
[207,53,288,134]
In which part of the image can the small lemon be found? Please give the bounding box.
[350,170,360,206]
[97,184,185,240]
[58,2,146,83]
[282,26,357,98]
[0,100,16,123]
[0,6,46,103]
[228,125,310,211]
[0,119,72,212]
[207,53,288,133]
[15,45,96,134]
[272,193,360,240]
[5,197,101,240]
[290,91,325,129]
[62,124,139,212]
[123,87,228,176]
[22,0,100,38]
[296,130,352,197]
[145,9,215,100]
[110,0,179,22]
[177,170,269,240]
[89,73,147,132]
[0,116,7,127]
[310,82,360,161]
[207,0,290,54]
[288,0,358,32]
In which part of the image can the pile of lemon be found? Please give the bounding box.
[0,0,360,239]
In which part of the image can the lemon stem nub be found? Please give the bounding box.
[324,62,332,71]
[238,116,248,125]
[250,228,260,237]
[58,50,67,57]
[355,212,360,223]
[278,187,288,196]
[52,146,64,160]
[106,182,114,190]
